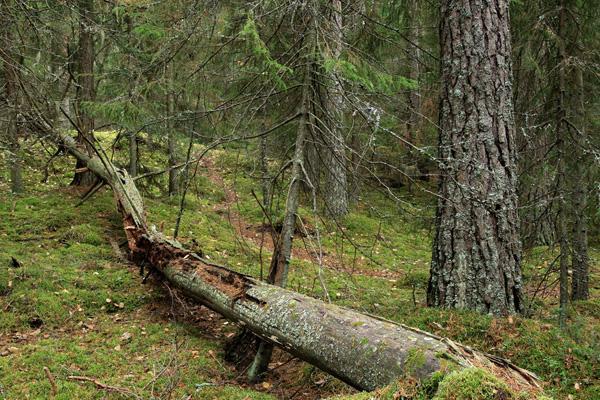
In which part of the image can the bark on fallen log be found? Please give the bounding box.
[53,131,542,392]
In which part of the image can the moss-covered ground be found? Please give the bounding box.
[0,134,598,399]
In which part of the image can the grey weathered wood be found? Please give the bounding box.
[51,130,541,392]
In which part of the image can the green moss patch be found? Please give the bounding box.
[433,368,514,400]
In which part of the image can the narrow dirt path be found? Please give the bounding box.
[199,156,404,280]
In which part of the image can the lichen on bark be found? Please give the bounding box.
[428,0,523,316]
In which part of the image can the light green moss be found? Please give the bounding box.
[404,347,427,376]
[1,137,597,400]
[433,368,514,400]
[59,223,104,246]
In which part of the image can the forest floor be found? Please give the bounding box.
[0,135,599,399]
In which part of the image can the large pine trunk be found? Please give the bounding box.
[44,126,541,393]
[428,0,523,315]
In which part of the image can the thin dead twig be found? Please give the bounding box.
[67,376,142,399]
[43,367,57,397]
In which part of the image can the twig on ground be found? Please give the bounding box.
[67,376,141,399]
[43,367,57,396]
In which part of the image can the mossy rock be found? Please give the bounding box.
[433,368,514,400]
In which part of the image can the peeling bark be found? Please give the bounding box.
[49,129,541,392]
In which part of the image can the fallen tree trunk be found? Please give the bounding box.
[53,131,541,392]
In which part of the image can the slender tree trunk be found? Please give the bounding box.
[248,38,313,383]
[555,1,571,327]
[571,123,590,300]
[49,29,66,128]
[0,2,23,193]
[570,67,589,301]
[428,0,523,315]
[128,131,138,177]
[557,176,569,327]
[268,57,311,290]
[59,97,71,131]
[406,0,421,147]
[8,127,23,194]
[167,66,178,196]
[570,194,589,299]
[303,131,321,194]
[259,132,270,211]
[556,123,569,327]
[7,90,23,194]
[71,0,96,187]
[348,127,361,203]
[323,0,348,218]
[404,0,422,194]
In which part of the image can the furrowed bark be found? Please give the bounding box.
[50,130,541,392]
[428,0,523,315]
